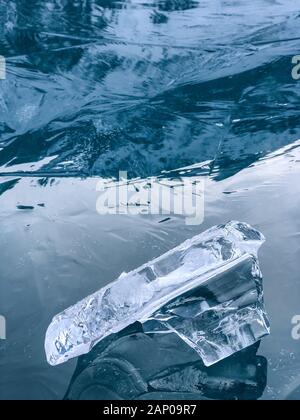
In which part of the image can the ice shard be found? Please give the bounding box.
[45,221,270,367]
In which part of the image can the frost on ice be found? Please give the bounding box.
[45,222,270,367]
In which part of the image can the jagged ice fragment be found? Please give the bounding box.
[45,221,270,366]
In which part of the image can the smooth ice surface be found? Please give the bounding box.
[45,221,269,366]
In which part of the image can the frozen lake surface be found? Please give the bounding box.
[0,0,300,400]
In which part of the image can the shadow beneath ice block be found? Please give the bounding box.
[64,323,268,401]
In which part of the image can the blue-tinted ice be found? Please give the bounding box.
[45,222,270,367]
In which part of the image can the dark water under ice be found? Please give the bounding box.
[0,0,300,400]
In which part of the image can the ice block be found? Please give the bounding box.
[45,221,270,366]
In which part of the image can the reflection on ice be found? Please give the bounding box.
[65,327,267,400]
[1,1,300,179]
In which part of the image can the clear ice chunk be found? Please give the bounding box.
[45,221,270,366]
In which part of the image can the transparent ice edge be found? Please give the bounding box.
[45,221,269,367]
